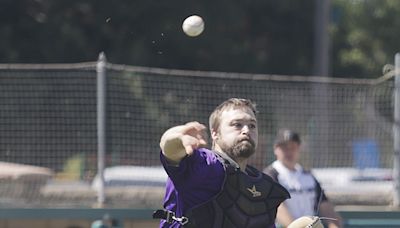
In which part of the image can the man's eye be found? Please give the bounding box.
[233,123,242,128]
[249,124,256,129]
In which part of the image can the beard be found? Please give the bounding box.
[219,137,256,160]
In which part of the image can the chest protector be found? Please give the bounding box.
[184,152,290,228]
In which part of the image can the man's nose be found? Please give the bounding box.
[241,125,250,134]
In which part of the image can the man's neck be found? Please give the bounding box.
[236,158,248,172]
[280,160,296,171]
[213,145,248,172]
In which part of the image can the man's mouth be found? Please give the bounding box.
[239,136,250,141]
[238,138,254,145]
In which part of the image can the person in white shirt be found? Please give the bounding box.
[264,129,342,228]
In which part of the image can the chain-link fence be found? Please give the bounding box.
[0,54,397,208]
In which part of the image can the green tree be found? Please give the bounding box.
[331,0,400,78]
[2,0,399,78]
[0,0,314,75]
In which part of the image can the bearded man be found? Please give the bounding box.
[154,98,290,228]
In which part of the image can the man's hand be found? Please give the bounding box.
[160,122,208,164]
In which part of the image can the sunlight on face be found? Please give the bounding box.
[214,108,258,159]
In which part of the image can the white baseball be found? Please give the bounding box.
[182,15,204,37]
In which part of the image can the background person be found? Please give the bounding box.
[264,129,342,228]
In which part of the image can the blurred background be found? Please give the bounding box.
[0,0,400,227]
[1,0,399,77]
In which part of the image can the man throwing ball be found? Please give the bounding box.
[154,98,290,227]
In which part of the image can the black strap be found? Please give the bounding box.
[153,209,189,225]
[153,209,174,223]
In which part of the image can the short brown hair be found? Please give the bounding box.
[209,98,257,132]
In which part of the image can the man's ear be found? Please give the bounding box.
[211,129,218,140]
[273,146,279,156]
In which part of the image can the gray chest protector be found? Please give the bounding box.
[184,151,290,228]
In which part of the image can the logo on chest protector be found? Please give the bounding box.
[247,185,261,197]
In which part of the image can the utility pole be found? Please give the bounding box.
[313,0,331,76]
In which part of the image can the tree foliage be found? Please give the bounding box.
[0,0,314,75]
[0,0,399,77]
[331,0,400,78]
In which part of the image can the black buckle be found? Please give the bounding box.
[153,209,175,224]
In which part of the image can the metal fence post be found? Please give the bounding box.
[394,53,400,207]
[96,52,107,207]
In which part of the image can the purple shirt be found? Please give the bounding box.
[159,148,225,228]
[159,148,277,228]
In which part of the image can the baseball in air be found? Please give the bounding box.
[182,15,204,37]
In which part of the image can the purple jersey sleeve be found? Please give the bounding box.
[159,148,225,227]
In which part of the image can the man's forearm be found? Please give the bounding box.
[161,137,187,163]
